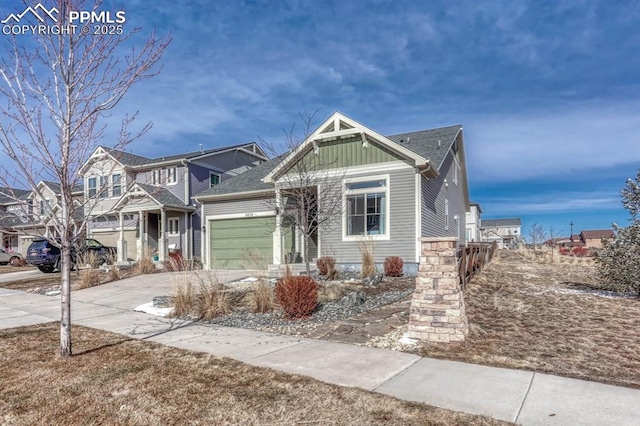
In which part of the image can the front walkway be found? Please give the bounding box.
[0,272,638,425]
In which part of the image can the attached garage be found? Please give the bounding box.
[209,216,276,269]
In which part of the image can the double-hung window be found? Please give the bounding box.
[152,169,162,185]
[166,167,177,185]
[168,218,179,235]
[112,174,122,197]
[344,176,389,240]
[88,177,97,197]
[99,176,108,198]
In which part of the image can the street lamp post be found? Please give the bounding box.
[570,221,574,247]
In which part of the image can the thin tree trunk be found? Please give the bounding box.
[60,243,72,358]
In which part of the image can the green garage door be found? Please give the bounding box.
[209,216,275,269]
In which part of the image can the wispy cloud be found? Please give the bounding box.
[465,100,640,182]
[483,192,620,215]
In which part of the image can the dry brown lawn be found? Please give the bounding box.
[0,323,507,426]
[418,250,640,389]
[0,268,134,292]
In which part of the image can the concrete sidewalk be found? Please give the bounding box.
[1,274,638,425]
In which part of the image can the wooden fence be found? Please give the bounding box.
[457,242,497,290]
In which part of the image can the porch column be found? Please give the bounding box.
[117,211,127,263]
[184,211,190,259]
[158,208,166,262]
[136,210,143,260]
[272,188,282,265]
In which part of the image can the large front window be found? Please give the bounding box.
[344,178,388,238]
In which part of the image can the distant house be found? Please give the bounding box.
[480,217,522,249]
[579,229,615,248]
[465,201,482,243]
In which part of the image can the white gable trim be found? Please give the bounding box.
[262,112,429,183]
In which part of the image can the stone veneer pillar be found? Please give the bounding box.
[407,237,469,342]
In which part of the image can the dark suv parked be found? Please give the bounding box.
[26,238,117,273]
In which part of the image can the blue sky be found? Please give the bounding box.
[3,0,639,239]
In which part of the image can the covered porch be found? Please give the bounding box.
[112,185,195,263]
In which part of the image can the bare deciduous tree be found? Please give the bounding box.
[0,0,170,357]
[262,111,345,275]
[528,222,547,252]
[547,226,563,262]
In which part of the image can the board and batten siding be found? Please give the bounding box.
[319,164,418,264]
[421,150,467,244]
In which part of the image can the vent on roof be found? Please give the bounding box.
[199,144,204,153]
[438,140,441,149]
[407,136,410,143]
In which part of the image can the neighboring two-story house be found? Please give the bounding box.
[0,181,84,255]
[480,218,522,248]
[195,112,470,273]
[465,201,482,243]
[79,143,267,262]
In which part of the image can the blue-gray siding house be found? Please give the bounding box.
[79,143,267,262]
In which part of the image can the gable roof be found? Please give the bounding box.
[196,114,469,202]
[80,142,267,175]
[133,183,190,208]
[263,112,441,183]
[0,187,31,204]
[387,124,462,170]
[195,157,283,200]
[581,229,615,239]
[481,218,522,228]
[39,181,84,195]
[99,143,266,168]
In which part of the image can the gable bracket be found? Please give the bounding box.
[360,132,368,148]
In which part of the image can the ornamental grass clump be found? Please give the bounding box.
[275,275,318,319]
[383,256,404,277]
[316,256,338,279]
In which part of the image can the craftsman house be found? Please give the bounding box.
[195,112,470,274]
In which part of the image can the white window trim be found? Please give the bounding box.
[111,173,122,197]
[152,169,162,186]
[342,174,390,241]
[168,217,179,235]
[87,177,97,197]
[445,198,449,231]
[209,172,221,188]
[452,157,459,185]
[166,167,177,185]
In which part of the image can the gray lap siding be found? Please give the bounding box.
[421,151,467,244]
[320,165,418,264]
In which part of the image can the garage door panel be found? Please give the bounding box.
[210,216,274,269]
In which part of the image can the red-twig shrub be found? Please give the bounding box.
[559,247,570,256]
[572,246,589,257]
[275,275,318,319]
[383,256,404,277]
